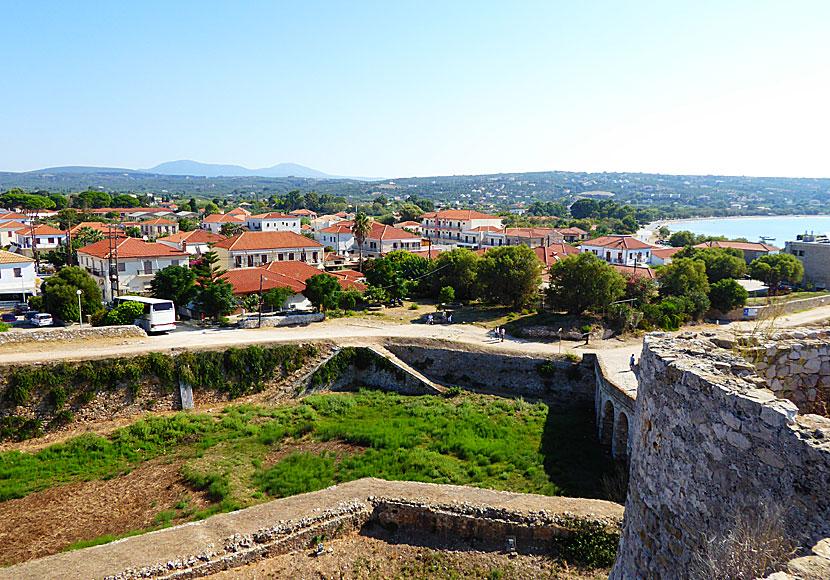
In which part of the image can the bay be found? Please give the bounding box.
[660,215,830,245]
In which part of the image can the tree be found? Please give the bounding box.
[203,202,220,216]
[709,279,748,313]
[429,248,481,301]
[220,222,245,237]
[104,301,144,325]
[477,245,542,309]
[352,212,371,272]
[263,286,295,311]
[189,198,198,213]
[112,194,139,208]
[178,218,195,232]
[668,231,698,247]
[749,254,804,288]
[364,257,408,300]
[74,190,112,209]
[303,273,342,312]
[622,272,657,306]
[569,199,599,220]
[192,251,235,320]
[49,194,68,210]
[658,257,710,298]
[676,246,746,283]
[150,265,196,306]
[125,226,142,238]
[43,226,104,268]
[398,203,425,222]
[546,253,625,315]
[40,266,103,322]
[439,286,455,304]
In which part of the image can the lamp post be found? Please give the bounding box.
[76,289,83,327]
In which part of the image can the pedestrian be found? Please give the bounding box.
[494,326,500,340]
[427,313,433,325]
[447,313,453,324]
[630,354,636,369]
[500,327,505,342]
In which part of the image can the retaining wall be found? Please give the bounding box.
[610,332,830,580]
[0,325,145,345]
[594,355,636,460]
[238,313,324,329]
[726,293,830,320]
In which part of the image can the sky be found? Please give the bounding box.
[2,1,830,179]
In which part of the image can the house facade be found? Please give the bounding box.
[419,210,503,247]
[140,218,179,239]
[200,213,245,234]
[785,235,830,288]
[14,225,67,250]
[316,223,355,254]
[359,223,422,258]
[245,212,301,234]
[212,231,325,270]
[0,250,37,301]
[77,238,190,301]
[580,235,655,266]
[693,240,780,264]
[157,229,226,256]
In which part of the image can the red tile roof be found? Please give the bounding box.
[201,213,245,224]
[694,240,780,252]
[214,231,324,251]
[393,221,421,228]
[249,212,298,220]
[421,209,500,220]
[613,265,657,279]
[367,222,419,240]
[290,209,317,216]
[319,223,355,234]
[263,260,324,280]
[0,212,28,221]
[0,220,28,230]
[220,268,306,295]
[141,218,176,225]
[77,237,189,259]
[555,227,588,236]
[227,207,251,216]
[581,236,654,250]
[157,229,226,244]
[651,247,683,259]
[14,224,65,236]
[534,243,580,266]
[504,227,561,238]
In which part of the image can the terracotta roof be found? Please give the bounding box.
[249,212,298,220]
[581,236,654,250]
[14,224,65,236]
[393,221,421,228]
[0,221,28,230]
[694,240,780,252]
[301,224,311,231]
[69,221,108,233]
[77,237,189,259]
[469,226,503,232]
[334,212,353,219]
[0,249,34,263]
[555,227,589,236]
[0,213,28,221]
[227,207,251,216]
[157,229,226,244]
[290,209,317,216]
[201,213,245,224]
[319,223,354,234]
[261,261,363,292]
[504,227,561,238]
[213,231,324,251]
[220,268,305,294]
[652,247,683,259]
[534,243,580,266]
[613,265,657,279]
[366,222,419,240]
[421,209,500,220]
[141,218,176,225]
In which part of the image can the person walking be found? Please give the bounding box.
[500,327,505,342]
[630,354,636,369]
[427,313,433,325]
[493,326,500,340]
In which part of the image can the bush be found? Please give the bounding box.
[105,301,144,326]
[560,520,619,567]
[709,278,748,313]
[338,290,360,311]
[439,286,455,304]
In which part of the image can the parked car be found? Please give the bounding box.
[24,311,38,322]
[14,303,30,315]
[1,313,16,323]
[31,313,53,327]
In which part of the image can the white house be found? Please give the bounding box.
[579,235,655,266]
[419,209,503,247]
[77,237,190,301]
[200,213,245,234]
[212,231,325,270]
[156,229,226,256]
[316,223,356,254]
[14,224,67,250]
[140,218,179,239]
[0,221,28,246]
[360,222,422,257]
[244,212,301,234]
[0,250,37,301]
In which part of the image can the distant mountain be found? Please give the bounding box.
[33,166,144,175]
[143,160,334,179]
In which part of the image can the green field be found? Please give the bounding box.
[0,390,616,519]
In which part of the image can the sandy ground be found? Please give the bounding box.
[207,533,610,580]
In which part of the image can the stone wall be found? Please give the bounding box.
[0,325,145,345]
[594,354,636,460]
[237,313,324,329]
[385,341,595,402]
[610,332,830,580]
[725,293,830,320]
[750,328,830,416]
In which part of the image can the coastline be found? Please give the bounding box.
[638,214,830,245]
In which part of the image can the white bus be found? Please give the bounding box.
[112,296,176,333]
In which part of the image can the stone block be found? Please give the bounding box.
[726,430,751,450]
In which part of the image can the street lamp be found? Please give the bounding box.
[76,289,83,327]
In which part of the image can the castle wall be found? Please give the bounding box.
[611,333,830,580]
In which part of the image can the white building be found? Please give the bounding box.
[0,221,28,246]
[316,223,356,254]
[200,212,246,234]
[157,229,226,256]
[140,218,179,239]
[245,212,301,234]
[361,222,422,257]
[579,235,655,267]
[77,237,190,301]
[0,250,37,301]
[212,231,325,270]
[419,209,503,247]
[14,224,67,250]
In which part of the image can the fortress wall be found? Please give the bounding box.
[610,333,830,580]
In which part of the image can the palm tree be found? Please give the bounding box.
[352,212,371,272]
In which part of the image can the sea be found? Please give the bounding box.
[662,216,830,245]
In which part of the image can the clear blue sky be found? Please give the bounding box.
[3,1,829,178]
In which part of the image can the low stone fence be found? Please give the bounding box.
[726,293,830,320]
[0,325,145,346]
[238,313,324,328]
[1,478,622,580]
[593,354,636,459]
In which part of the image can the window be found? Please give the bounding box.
[172,260,179,267]
[118,262,126,272]
[312,251,318,262]
[143,261,152,275]
[247,255,254,267]
[13,268,21,278]
[235,256,242,267]
[261,254,268,264]
[289,252,295,260]
[278,253,284,261]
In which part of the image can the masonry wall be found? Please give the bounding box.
[610,333,830,580]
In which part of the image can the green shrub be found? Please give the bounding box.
[443,386,462,398]
[48,387,67,409]
[536,361,557,378]
[560,520,619,567]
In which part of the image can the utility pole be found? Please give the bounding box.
[258,272,263,328]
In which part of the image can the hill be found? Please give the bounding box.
[143,160,334,179]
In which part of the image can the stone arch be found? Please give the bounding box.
[613,411,629,459]
[600,400,615,446]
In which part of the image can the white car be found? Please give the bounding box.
[32,313,53,327]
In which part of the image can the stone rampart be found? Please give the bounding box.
[237,313,324,329]
[384,341,595,402]
[726,293,830,320]
[594,354,636,460]
[610,332,830,580]
[0,325,146,345]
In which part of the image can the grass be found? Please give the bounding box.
[0,390,617,513]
